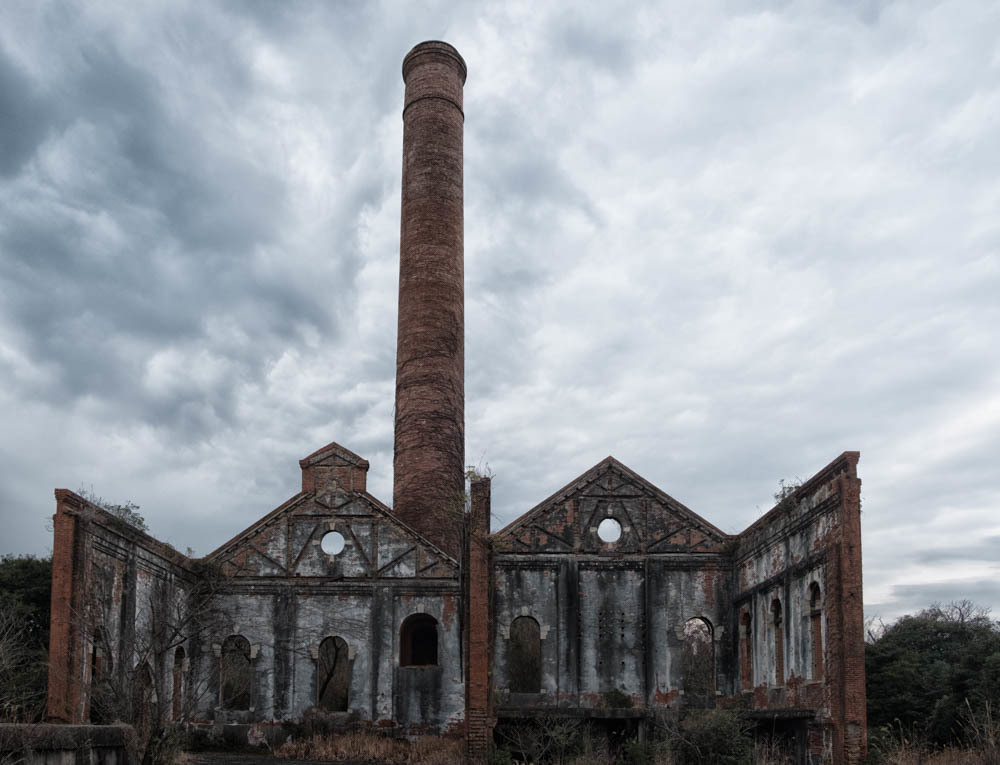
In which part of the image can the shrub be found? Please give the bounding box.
[668,709,753,765]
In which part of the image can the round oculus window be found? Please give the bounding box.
[321,530,346,555]
[597,517,622,543]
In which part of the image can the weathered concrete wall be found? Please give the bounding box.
[734,451,865,763]
[0,724,133,765]
[189,587,465,730]
[191,442,466,733]
[490,452,866,765]
[492,458,732,713]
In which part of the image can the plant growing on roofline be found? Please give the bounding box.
[77,485,149,533]
[772,478,802,507]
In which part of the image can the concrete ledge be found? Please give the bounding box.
[497,706,647,719]
[0,723,133,763]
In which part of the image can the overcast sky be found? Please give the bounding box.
[1,0,997,623]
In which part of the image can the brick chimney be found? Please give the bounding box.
[393,41,466,558]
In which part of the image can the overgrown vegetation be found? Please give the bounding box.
[490,710,783,765]
[866,600,1000,759]
[665,709,755,764]
[87,560,234,765]
[77,485,149,533]
[276,731,464,764]
[0,554,51,722]
[866,702,1000,763]
[772,478,802,506]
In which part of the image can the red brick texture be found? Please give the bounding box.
[46,490,83,722]
[393,41,467,559]
[465,477,493,762]
[837,454,867,762]
[299,440,370,494]
[735,452,866,763]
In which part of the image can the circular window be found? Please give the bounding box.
[320,530,345,555]
[597,517,622,543]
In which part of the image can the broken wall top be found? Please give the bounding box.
[735,451,860,560]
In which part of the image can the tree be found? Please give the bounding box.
[77,558,233,764]
[866,601,1000,747]
[0,554,51,649]
[0,554,51,722]
[0,604,48,722]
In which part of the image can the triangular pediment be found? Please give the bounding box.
[207,489,457,580]
[494,457,729,555]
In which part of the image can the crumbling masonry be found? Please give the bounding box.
[46,41,867,763]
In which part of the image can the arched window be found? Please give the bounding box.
[681,617,715,698]
[809,583,823,681]
[771,599,784,686]
[508,616,541,693]
[221,634,253,710]
[400,614,438,666]
[740,611,753,690]
[318,636,352,711]
[172,646,185,721]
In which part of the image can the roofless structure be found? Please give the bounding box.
[46,41,866,764]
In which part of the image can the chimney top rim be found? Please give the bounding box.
[403,41,467,85]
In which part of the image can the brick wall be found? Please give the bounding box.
[466,477,493,762]
[838,461,867,760]
[46,490,81,722]
[734,452,866,763]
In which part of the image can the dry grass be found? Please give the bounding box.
[870,702,1000,765]
[881,750,995,764]
[275,731,464,764]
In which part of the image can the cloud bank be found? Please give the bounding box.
[1,0,998,622]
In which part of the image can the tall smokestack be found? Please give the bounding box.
[393,41,466,557]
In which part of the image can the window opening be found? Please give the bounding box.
[509,616,541,693]
[221,634,253,710]
[681,617,715,699]
[597,518,621,543]
[318,636,352,711]
[771,599,784,685]
[740,611,753,690]
[809,583,823,681]
[400,613,438,666]
[321,530,346,555]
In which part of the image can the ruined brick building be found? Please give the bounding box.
[45,42,867,763]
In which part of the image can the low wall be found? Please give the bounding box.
[0,724,133,765]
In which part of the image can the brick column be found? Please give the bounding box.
[46,490,84,722]
[466,477,493,762]
[393,41,467,558]
[837,454,866,763]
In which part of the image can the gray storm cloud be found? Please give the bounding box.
[1,0,998,622]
